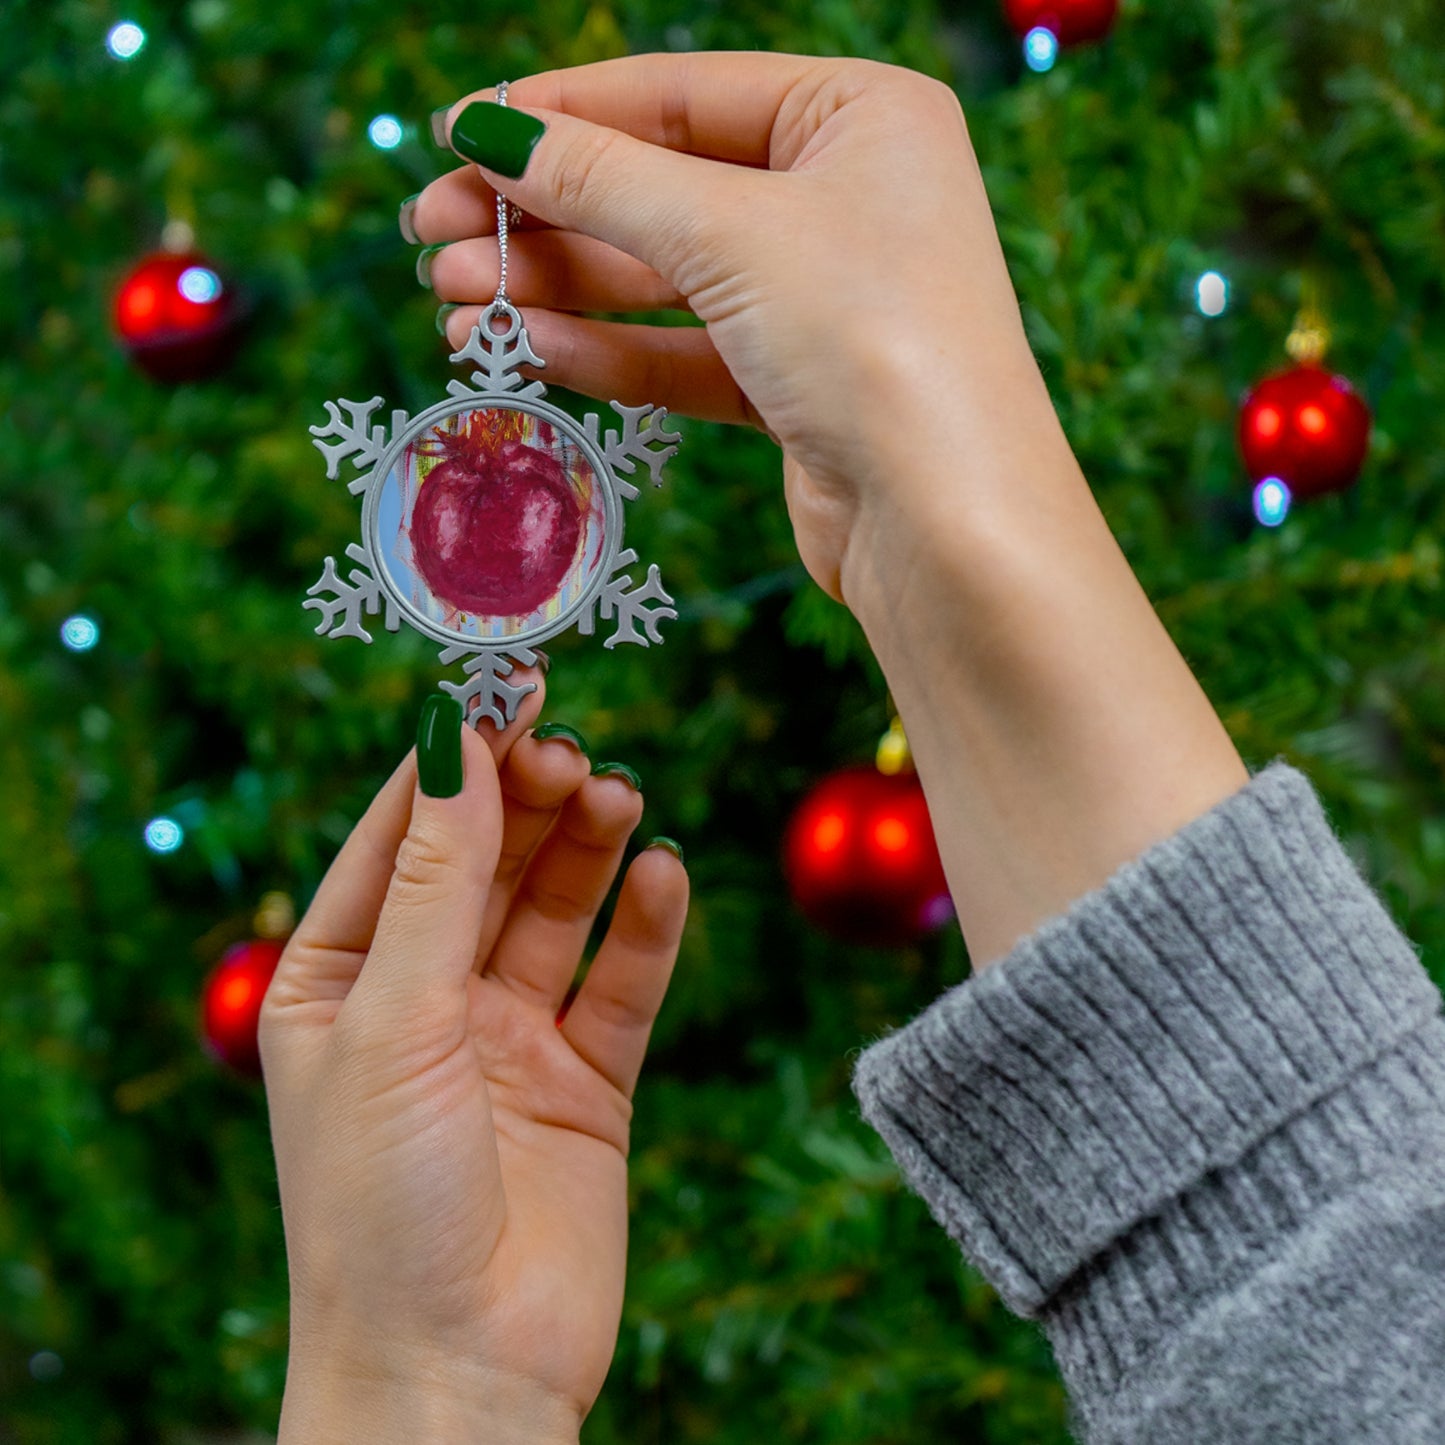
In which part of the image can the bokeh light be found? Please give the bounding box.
[60,615,100,651]
[178,266,223,304]
[1253,477,1292,528]
[1196,270,1229,317]
[1024,26,1059,72]
[368,114,404,150]
[144,817,185,853]
[105,21,146,59]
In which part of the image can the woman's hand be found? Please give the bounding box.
[410,53,1058,602]
[260,680,688,1443]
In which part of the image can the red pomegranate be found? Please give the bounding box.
[410,414,584,617]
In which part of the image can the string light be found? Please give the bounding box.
[178,266,223,303]
[105,21,146,59]
[60,615,100,651]
[1196,270,1229,317]
[144,817,185,853]
[1253,477,1292,528]
[367,114,404,150]
[1024,27,1060,72]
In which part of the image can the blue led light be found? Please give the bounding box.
[1196,270,1229,317]
[1253,477,1292,528]
[1024,26,1059,72]
[144,817,185,853]
[106,21,146,59]
[368,114,404,150]
[60,615,100,652]
[178,266,222,303]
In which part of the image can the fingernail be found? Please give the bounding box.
[532,722,589,756]
[398,193,422,245]
[429,105,452,148]
[450,100,546,179]
[591,760,641,791]
[435,302,460,337]
[532,648,551,676]
[644,836,684,864]
[416,242,448,290]
[417,693,464,798]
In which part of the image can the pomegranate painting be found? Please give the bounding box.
[408,409,588,618]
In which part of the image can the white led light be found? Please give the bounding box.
[60,615,100,651]
[1024,26,1059,72]
[178,266,222,303]
[106,21,146,59]
[144,817,185,853]
[1253,477,1291,528]
[368,114,404,150]
[1196,270,1229,317]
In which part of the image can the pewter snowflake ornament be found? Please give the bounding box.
[304,302,680,728]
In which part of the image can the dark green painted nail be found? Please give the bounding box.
[533,722,589,756]
[416,242,448,289]
[429,105,452,148]
[645,836,684,865]
[435,302,460,338]
[591,760,641,791]
[417,694,464,798]
[450,100,546,179]
[398,193,422,245]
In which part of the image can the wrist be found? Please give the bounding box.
[279,1343,582,1445]
[837,382,1248,972]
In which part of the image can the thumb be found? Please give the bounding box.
[441,94,760,289]
[346,695,503,1030]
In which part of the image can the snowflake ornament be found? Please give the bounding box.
[305,302,681,728]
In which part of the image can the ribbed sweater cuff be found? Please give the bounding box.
[850,759,1443,1318]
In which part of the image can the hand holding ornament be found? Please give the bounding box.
[260,674,687,1444]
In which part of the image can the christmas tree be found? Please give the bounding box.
[3,0,1443,1441]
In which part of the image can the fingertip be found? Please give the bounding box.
[470,667,547,768]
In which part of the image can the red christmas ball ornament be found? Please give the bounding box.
[113,250,240,382]
[200,939,284,1076]
[1003,0,1119,46]
[1238,362,1371,501]
[784,765,954,947]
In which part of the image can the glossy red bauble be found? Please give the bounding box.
[200,939,284,1076]
[1003,0,1119,45]
[113,251,239,382]
[783,766,953,947]
[1238,362,1372,500]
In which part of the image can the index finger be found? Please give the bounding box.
[475,51,847,168]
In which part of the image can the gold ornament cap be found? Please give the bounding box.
[875,715,913,776]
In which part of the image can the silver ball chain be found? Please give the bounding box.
[491,82,523,317]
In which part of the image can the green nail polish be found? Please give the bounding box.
[417,694,464,797]
[416,242,447,289]
[591,760,641,791]
[429,105,453,148]
[533,722,589,756]
[450,101,546,179]
[435,302,460,338]
[645,836,684,864]
[398,193,422,245]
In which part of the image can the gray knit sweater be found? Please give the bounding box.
[850,759,1445,1442]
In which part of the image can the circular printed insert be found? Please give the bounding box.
[376,406,607,639]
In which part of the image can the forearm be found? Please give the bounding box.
[842,359,1249,970]
[279,1346,582,1445]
